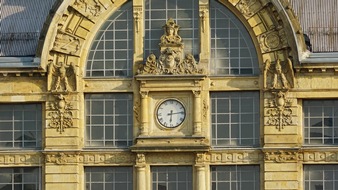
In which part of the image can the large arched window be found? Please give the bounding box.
[210,0,259,75]
[86,1,133,77]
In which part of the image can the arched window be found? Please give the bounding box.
[210,0,259,75]
[86,1,133,77]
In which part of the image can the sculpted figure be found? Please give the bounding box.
[160,18,182,45]
[49,61,77,92]
[264,58,294,89]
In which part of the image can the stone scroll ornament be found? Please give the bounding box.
[48,94,74,134]
[138,18,204,75]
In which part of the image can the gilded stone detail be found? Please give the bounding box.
[266,91,293,131]
[265,151,298,163]
[264,58,294,90]
[48,94,74,134]
[48,60,78,92]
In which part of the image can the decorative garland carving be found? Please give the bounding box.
[46,152,79,165]
[265,151,298,163]
[48,94,74,134]
[138,18,204,75]
[48,60,77,92]
[266,91,293,131]
[264,58,294,90]
[202,99,208,120]
[133,101,140,123]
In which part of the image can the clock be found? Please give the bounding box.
[156,99,186,128]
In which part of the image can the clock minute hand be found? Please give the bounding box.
[168,111,184,115]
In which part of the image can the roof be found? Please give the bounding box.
[0,0,57,56]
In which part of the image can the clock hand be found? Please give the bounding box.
[168,111,185,115]
[169,110,173,123]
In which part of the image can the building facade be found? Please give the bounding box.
[1,0,338,190]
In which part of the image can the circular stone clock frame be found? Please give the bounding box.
[156,99,186,129]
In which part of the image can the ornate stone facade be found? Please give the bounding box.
[1,0,337,190]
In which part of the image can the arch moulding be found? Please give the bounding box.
[39,0,305,80]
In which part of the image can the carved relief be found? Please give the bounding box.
[138,19,203,75]
[258,30,288,53]
[83,153,134,164]
[0,154,41,165]
[46,152,79,165]
[199,5,208,33]
[202,99,208,120]
[48,60,77,92]
[48,94,74,134]
[71,0,109,20]
[136,153,146,165]
[266,91,293,131]
[237,0,257,17]
[53,30,81,55]
[264,58,294,90]
[265,151,298,163]
[133,6,142,33]
[133,101,140,123]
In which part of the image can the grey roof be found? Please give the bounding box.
[0,0,57,56]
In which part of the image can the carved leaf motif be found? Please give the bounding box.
[48,95,74,134]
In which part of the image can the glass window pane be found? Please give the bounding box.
[85,94,133,148]
[210,0,258,75]
[0,104,41,149]
[86,2,133,77]
[211,92,259,147]
[304,100,338,145]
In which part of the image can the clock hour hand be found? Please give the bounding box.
[167,111,184,115]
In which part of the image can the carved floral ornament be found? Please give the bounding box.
[265,150,298,163]
[48,94,74,134]
[138,18,204,75]
[266,90,293,131]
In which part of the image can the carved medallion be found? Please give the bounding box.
[265,33,281,49]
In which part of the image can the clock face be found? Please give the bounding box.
[156,99,186,128]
